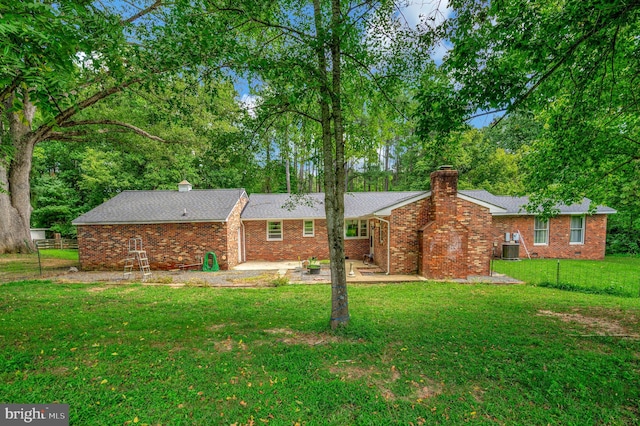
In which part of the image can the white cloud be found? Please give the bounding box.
[75,51,108,71]
[239,94,261,118]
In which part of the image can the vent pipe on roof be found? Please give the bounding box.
[178,180,192,192]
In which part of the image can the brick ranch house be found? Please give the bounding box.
[73,168,615,279]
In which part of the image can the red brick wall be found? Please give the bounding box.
[491,214,608,259]
[77,222,230,271]
[373,199,429,274]
[77,196,249,271]
[226,196,248,268]
[421,221,470,279]
[457,199,493,276]
[243,219,368,261]
[372,218,389,273]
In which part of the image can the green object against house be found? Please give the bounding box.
[202,252,219,272]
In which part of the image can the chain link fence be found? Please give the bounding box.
[492,257,640,297]
[0,245,79,283]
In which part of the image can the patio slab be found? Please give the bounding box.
[234,260,522,284]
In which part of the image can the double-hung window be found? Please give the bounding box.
[570,216,585,244]
[267,221,282,241]
[534,217,548,245]
[345,219,368,239]
[303,220,314,237]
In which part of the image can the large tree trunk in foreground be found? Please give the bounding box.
[0,168,33,253]
[314,0,349,329]
[0,94,36,253]
[0,81,142,254]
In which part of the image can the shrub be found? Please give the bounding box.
[270,275,289,287]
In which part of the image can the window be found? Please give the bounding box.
[303,220,314,237]
[570,216,585,244]
[267,221,282,241]
[345,219,368,239]
[534,217,548,245]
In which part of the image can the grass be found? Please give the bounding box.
[0,249,79,282]
[0,280,639,425]
[493,256,640,297]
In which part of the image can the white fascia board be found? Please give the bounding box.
[73,219,227,226]
[491,211,615,217]
[372,192,430,216]
[240,216,325,221]
[457,193,508,214]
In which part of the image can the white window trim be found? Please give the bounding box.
[345,219,368,239]
[533,217,549,246]
[303,220,314,237]
[570,215,585,245]
[267,220,283,241]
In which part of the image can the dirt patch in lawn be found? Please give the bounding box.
[328,361,443,402]
[329,362,380,380]
[537,309,640,338]
[212,336,248,352]
[86,286,111,293]
[264,327,344,346]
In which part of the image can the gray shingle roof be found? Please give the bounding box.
[459,190,616,215]
[73,187,615,226]
[72,189,247,225]
[241,191,427,219]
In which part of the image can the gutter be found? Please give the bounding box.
[241,221,246,263]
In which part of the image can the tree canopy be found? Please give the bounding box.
[418,0,640,211]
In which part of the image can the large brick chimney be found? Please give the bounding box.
[430,165,458,223]
[420,166,469,279]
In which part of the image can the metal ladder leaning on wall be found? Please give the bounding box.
[123,237,152,281]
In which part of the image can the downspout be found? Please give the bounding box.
[377,216,391,275]
[241,221,246,262]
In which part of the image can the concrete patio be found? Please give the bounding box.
[233,260,521,284]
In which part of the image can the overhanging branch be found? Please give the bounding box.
[123,0,163,24]
[60,119,165,142]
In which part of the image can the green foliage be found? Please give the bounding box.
[31,175,81,237]
[29,77,257,226]
[269,275,289,287]
[0,281,638,423]
[414,0,640,252]
[418,1,640,204]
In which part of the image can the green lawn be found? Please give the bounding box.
[0,281,639,425]
[493,256,640,297]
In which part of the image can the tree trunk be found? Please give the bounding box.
[285,158,291,194]
[265,139,272,193]
[285,124,291,193]
[0,92,37,253]
[384,140,390,191]
[298,162,304,193]
[313,0,349,329]
[329,0,348,329]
